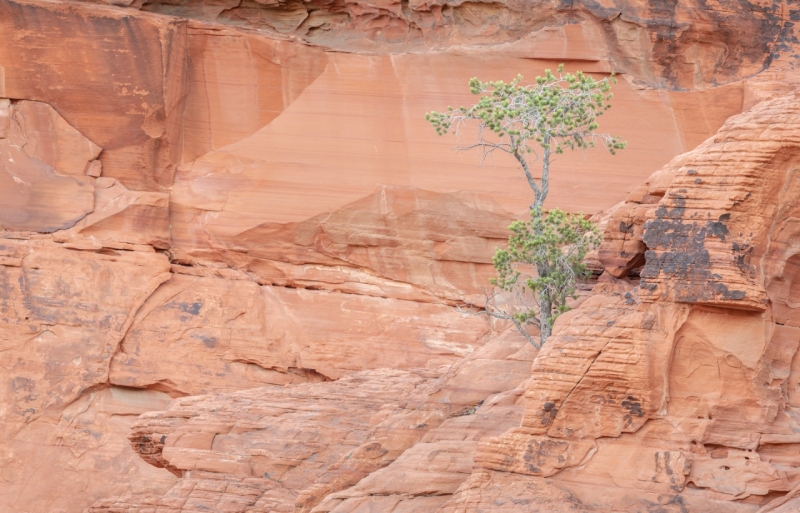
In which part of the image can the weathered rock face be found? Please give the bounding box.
[0,99,96,232]
[92,0,791,93]
[108,270,493,392]
[0,206,495,511]
[469,91,800,511]
[0,240,178,511]
[86,330,537,512]
[1,0,755,225]
[3,0,800,509]
[171,186,514,305]
[81,91,800,513]
[0,0,188,192]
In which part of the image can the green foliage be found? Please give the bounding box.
[424,65,621,347]
[425,64,626,155]
[491,208,602,347]
[425,64,626,209]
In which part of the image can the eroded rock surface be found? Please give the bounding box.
[0,239,176,510]
[84,91,800,513]
[0,100,96,232]
[470,91,800,511]
[87,330,537,512]
[108,270,492,391]
[3,0,800,509]
[87,0,795,95]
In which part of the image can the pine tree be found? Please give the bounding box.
[426,65,626,347]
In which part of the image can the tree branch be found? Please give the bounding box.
[512,148,541,205]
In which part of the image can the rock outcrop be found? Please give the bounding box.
[467,91,800,511]
[4,0,800,509]
[0,239,178,511]
[80,0,794,95]
[83,90,800,512]
[86,330,537,512]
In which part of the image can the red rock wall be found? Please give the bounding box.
[85,90,800,513]
[2,0,800,510]
[474,91,800,511]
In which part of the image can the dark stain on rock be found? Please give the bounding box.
[732,242,755,275]
[663,494,690,513]
[11,377,36,393]
[582,0,780,89]
[621,396,643,417]
[709,281,747,300]
[540,402,558,426]
[192,333,218,348]
[641,202,748,303]
[179,301,203,316]
[653,451,689,494]
[509,498,532,505]
[522,438,569,475]
[621,395,643,427]
[706,220,730,241]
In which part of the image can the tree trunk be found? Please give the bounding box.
[532,148,551,347]
[536,261,553,346]
[539,302,553,346]
[519,135,554,347]
[532,137,551,211]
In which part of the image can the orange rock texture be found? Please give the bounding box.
[3,0,800,510]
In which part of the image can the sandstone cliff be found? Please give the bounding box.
[76,91,800,512]
[3,0,800,510]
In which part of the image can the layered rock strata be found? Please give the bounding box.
[2,0,798,509]
[88,90,800,512]
[79,0,797,95]
[87,330,537,512]
[472,91,800,510]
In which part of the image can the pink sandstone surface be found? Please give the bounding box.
[3,0,800,510]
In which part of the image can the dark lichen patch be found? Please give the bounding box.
[624,290,636,304]
[639,280,658,291]
[621,395,644,427]
[179,301,203,316]
[641,248,710,279]
[540,401,559,426]
[709,282,746,300]
[732,242,755,275]
[621,396,643,416]
[642,218,697,250]
[192,333,218,348]
[641,205,749,304]
[653,452,693,495]
[521,438,570,475]
[706,220,730,241]
[653,204,685,221]
[12,377,40,422]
